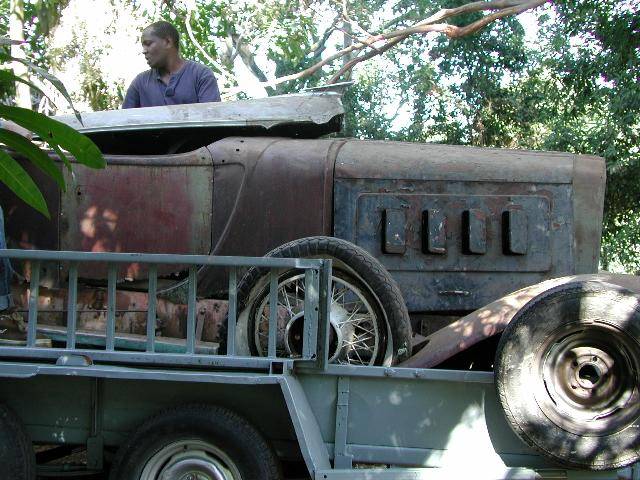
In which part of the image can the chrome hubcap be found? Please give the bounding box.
[140,440,241,480]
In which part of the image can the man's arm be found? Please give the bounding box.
[196,68,221,103]
[122,78,141,109]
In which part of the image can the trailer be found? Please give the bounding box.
[0,248,638,480]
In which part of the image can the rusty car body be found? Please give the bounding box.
[2,91,640,475]
[0,91,614,360]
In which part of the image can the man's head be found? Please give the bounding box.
[141,21,180,69]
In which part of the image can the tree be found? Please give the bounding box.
[5,0,638,272]
[0,41,105,218]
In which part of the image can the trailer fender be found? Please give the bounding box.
[401,273,640,369]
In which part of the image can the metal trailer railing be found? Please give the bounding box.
[0,250,637,480]
[0,249,332,371]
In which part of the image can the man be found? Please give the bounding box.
[123,21,221,108]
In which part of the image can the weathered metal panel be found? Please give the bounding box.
[355,193,551,272]
[383,209,407,254]
[59,148,213,280]
[332,140,588,313]
[335,180,568,312]
[334,141,575,184]
[572,155,606,274]
[198,137,339,295]
[54,93,344,135]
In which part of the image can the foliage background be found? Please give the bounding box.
[1,0,638,272]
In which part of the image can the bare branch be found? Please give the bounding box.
[308,13,341,59]
[329,36,403,83]
[224,0,550,95]
[329,0,549,83]
[185,8,227,78]
[230,32,270,85]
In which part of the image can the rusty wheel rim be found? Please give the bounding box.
[253,272,383,365]
[535,321,640,436]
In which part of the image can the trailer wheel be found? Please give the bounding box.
[0,403,35,480]
[495,281,640,470]
[234,236,412,366]
[109,404,281,480]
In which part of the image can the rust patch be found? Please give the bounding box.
[11,284,228,343]
[400,273,640,368]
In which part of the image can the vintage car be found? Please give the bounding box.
[0,91,613,367]
[2,91,640,471]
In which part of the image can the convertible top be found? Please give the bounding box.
[53,92,345,154]
[55,92,344,134]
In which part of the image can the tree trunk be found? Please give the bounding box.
[342,19,353,81]
[9,0,31,109]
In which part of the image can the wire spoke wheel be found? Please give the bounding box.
[252,272,383,366]
[234,237,412,366]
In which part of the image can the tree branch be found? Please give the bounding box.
[185,8,226,78]
[329,0,549,83]
[230,32,270,84]
[224,0,550,95]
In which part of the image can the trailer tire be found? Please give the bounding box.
[109,404,281,480]
[495,281,640,470]
[234,236,412,365]
[0,403,35,480]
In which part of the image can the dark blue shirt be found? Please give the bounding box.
[122,60,221,108]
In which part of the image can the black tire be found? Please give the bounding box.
[236,236,412,365]
[109,404,282,480]
[495,281,640,470]
[0,403,35,480]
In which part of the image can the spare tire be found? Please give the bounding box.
[495,281,640,470]
[234,236,412,366]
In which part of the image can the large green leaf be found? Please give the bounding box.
[0,129,65,190]
[0,105,105,169]
[8,56,82,124]
[0,149,49,218]
[0,69,55,107]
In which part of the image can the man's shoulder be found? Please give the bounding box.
[185,60,214,77]
[132,69,156,84]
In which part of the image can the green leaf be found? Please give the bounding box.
[49,143,72,172]
[0,149,49,218]
[0,129,65,191]
[8,56,82,125]
[0,105,105,169]
[0,69,57,108]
